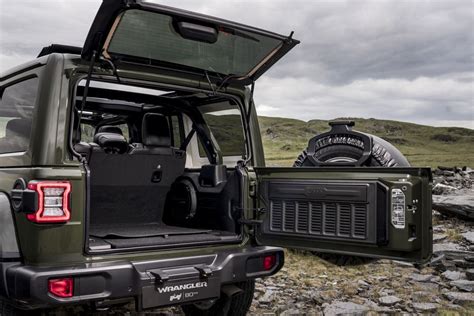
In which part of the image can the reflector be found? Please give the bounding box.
[263,254,277,271]
[48,278,74,298]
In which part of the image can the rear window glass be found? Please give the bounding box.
[0,77,39,154]
[198,103,245,157]
[108,10,282,76]
[170,115,183,147]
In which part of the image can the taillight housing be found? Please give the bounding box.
[27,181,71,223]
[48,278,74,298]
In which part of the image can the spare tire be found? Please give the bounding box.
[294,133,410,167]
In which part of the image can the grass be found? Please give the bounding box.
[258,116,474,168]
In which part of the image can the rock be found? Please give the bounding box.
[412,302,438,312]
[280,309,301,316]
[258,290,275,304]
[443,292,474,304]
[433,195,474,219]
[442,270,466,281]
[323,301,370,316]
[433,233,447,242]
[378,295,402,306]
[467,269,474,281]
[433,242,464,253]
[410,273,433,282]
[465,255,474,262]
[433,183,458,195]
[433,225,446,233]
[454,259,474,269]
[463,232,474,244]
[450,280,474,292]
[357,280,370,289]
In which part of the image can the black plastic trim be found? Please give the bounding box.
[5,246,283,310]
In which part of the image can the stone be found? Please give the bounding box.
[450,280,474,292]
[378,295,402,306]
[443,292,474,304]
[454,259,474,269]
[258,290,275,304]
[433,242,464,253]
[442,270,466,281]
[433,233,447,242]
[432,183,458,195]
[412,302,438,312]
[357,280,370,289]
[463,232,474,244]
[280,309,301,316]
[323,301,370,316]
[465,255,474,262]
[410,273,433,282]
[466,269,474,281]
[432,196,474,219]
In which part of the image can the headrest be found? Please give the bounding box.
[94,132,128,154]
[142,113,171,147]
[5,119,31,138]
[96,125,123,135]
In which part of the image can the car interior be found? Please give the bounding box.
[71,81,247,252]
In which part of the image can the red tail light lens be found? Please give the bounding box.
[27,181,71,223]
[48,278,74,298]
[263,254,277,271]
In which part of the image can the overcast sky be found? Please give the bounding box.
[1,0,473,128]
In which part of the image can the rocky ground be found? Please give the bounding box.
[432,166,474,219]
[251,212,473,315]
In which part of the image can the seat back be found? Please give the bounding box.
[88,117,186,227]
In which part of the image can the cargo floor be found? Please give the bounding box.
[88,223,238,250]
[89,223,211,238]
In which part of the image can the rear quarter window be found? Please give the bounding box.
[0,77,39,154]
[198,103,246,158]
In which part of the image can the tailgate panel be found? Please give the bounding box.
[266,181,381,244]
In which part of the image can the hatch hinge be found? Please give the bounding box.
[249,180,257,197]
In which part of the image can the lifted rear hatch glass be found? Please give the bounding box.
[83,0,299,81]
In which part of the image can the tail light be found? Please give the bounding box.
[49,278,74,298]
[26,181,71,223]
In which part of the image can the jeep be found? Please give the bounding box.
[0,1,432,315]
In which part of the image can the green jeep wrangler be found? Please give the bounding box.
[0,1,432,315]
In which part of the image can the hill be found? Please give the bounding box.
[258,117,474,167]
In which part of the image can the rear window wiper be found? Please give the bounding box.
[220,26,260,43]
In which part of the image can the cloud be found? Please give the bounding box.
[255,75,474,128]
[1,0,472,128]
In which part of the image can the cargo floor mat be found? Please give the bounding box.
[89,223,211,238]
[104,233,222,248]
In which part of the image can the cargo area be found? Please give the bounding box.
[72,81,247,253]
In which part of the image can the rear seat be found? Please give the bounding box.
[88,115,186,227]
[73,125,128,161]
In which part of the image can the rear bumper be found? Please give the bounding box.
[4,246,284,310]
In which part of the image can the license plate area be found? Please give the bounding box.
[141,267,220,309]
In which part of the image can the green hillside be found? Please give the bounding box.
[258,117,474,167]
